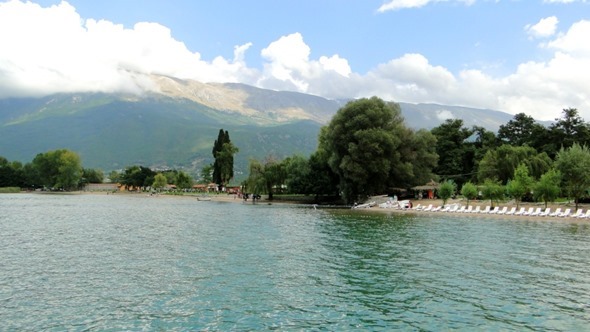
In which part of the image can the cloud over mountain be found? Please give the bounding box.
[0,0,589,121]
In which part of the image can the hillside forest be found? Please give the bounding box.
[1,97,590,207]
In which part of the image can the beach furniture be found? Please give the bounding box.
[539,208,551,217]
[522,207,535,216]
[504,207,516,215]
[559,208,571,217]
[422,204,433,212]
[497,207,508,215]
[577,210,590,219]
[457,206,466,213]
[530,208,542,216]
[463,206,473,213]
[441,205,451,212]
[514,207,526,216]
[448,205,460,213]
[549,208,562,217]
[571,209,585,218]
[413,204,423,210]
[432,206,442,212]
[480,206,491,214]
[471,206,481,213]
[488,206,500,214]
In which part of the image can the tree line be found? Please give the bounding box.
[3,97,590,207]
[242,98,590,207]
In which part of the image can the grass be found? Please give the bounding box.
[0,187,21,193]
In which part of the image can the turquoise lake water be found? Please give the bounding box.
[1,193,590,330]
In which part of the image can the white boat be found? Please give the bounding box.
[352,201,376,209]
[197,195,212,201]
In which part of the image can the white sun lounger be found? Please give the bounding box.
[559,208,571,217]
[549,208,562,217]
[471,206,481,213]
[522,207,535,216]
[505,207,517,215]
[577,210,590,219]
[422,204,433,212]
[539,208,551,217]
[488,206,500,214]
[530,208,542,216]
[463,206,473,213]
[571,209,585,218]
[480,206,491,214]
[514,207,526,216]
[497,207,508,215]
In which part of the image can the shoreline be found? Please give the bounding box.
[11,190,590,223]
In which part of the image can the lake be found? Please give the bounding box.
[1,193,590,330]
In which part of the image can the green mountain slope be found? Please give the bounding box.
[0,79,537,181]
[0,93,321,179]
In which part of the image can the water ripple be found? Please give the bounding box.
[1,194,590,330]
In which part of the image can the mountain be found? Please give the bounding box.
[0,75,523,180]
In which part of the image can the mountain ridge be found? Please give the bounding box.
[0,76,534,180]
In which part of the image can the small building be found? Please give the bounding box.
[412,180,439,199]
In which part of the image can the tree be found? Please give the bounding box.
[498,113,543,146]
[431,119,474,187]
[82,168,104,184]
[481,179,504,208]
[243,156,287,200]
[319,97,437,203]
[31,149,83,190]
[119,165,156,190]
[505,163,533,208]
[200,164,213,184]
[460,181,478,207]
[152,173,168,192]
[108,170,121,183]
[478,145,552,184]
[212,129,239,189]
[283,155,311,194]
[175,171,193,189]
[533,169,561,209]
[555,143,590,211]
[438,180,456,207]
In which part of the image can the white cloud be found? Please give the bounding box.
[1,1,590,122]
[0,0,255,97]
[525,16,559,38]
[377,0,475,12]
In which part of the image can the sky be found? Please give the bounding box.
[0,0,589,121]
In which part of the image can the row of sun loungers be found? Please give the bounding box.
[409,204,590,218]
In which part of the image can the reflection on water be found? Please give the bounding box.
[1,194,590,330]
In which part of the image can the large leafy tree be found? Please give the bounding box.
[478,145,552,184]
[119,165,156,190]
[555,143,590,211]
[319,97,437,203]
[498,113,544,146]
[535,108,590,159]
[212,129,239,189]
[175,171,193,189]
[243,156,286,200]
[431,119,474,186]
[152,173,168,192]
[30,149,83,190]
[0,157,26,188]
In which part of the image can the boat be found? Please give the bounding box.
[197,195,212,201]
[352,201,376,209]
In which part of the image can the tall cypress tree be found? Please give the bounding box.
[212,129,237,189]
